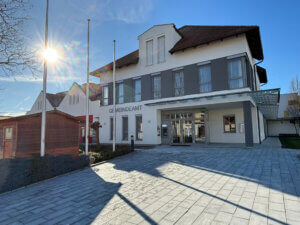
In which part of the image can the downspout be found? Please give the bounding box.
[253,58,264,144]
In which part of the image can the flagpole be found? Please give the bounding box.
[113,40,116,152]
[85,19,90,156]
[41,0,49,157]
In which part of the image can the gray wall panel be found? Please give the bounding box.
[243,101,254,147]
[184,64,199,95]
[161,70,174,98]
[211,57,229,91]
[141,74,152,101]
[108,82,113,105]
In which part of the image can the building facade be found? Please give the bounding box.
[91,24,275,146]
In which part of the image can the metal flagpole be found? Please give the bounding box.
[85,19,90,156]
[41,0,49,157]
[113,40,116,152]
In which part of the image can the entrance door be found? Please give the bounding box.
[183,120,193,143]
[195,120,205,142]
[171,120,181,143]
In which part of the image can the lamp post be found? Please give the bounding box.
[41,0,58,157]
[40,0,49,157]
[85,19,90,156]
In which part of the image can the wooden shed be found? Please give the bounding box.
[0,110,82,159]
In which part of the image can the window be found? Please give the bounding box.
[5,127,12,140]
[72,95,76,104]
[174,70,184,96]
[81,127,85,137]
[146,40,153,65]
[103,86,108,106]
[136,115,142,140]
[152,75,161,99]
[224,115,236,133]
[134,79,141,102]
[199,64,212,93]
[229,59,244,89]
[76,95,79,104]
[118,83,124,104]
[158,36,165,63]
[110,117,113,140]
[122,117,128,140]
[69,96,72,105]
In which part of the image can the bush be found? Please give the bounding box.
[81,144,133,164]
[0,154,89,194]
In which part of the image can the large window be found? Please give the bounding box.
[152,75,161,99]
[110,117,113,140]
[158,36,165,63]
[174,70,184,96]
[229,59,244,89]
[118,82,124,104]
[223,115,236,133]
[134,79,141,102]
[122,117,128,140]
[146,40,153,66]
[103,86,109,106]
[136,115,143,140]
[5,127,12,140]
[199,64,212,93]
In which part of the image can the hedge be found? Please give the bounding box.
[0,154,89,194]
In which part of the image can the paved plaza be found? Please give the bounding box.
[0,138,300,225]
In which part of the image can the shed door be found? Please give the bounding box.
[3,127,13,158]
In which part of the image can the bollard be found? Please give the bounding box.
[131,135,134,151]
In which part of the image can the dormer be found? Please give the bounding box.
[138,24,181,67]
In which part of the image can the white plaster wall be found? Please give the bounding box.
[251,107,259,144]
[95,91,255,145]
[57,86,100,117]
[208,107,245,144]
[27,91,54,114]
[267,120,298,136]
[259,110,266,141]
[99,32,254,85]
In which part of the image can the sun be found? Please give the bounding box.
[43,48,58,63]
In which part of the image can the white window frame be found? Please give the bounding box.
[118,82,124,104]
[198,64,212,93]
[157,35,165,63]
[146,39,153,66]
[228,58,245,89]
[134,79,141,102]
[103,85,109,106]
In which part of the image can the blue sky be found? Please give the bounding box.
[0,0,299,116]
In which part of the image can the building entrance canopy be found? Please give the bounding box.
[248,88,280,119]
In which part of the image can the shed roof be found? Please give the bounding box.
[0,110,84,123]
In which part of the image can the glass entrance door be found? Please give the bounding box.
[183,120,193,143]
[195,120,205,142]
[172,120,181,143]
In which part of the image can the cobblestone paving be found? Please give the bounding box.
[0,138,300,225]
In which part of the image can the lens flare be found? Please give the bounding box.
[43,48,58,63]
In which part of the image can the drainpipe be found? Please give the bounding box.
[253,58,264,144]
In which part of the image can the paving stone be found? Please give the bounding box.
[0,138,299,225]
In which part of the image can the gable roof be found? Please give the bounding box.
[90,24,264,77]
[169,25,263,60]
[91,50,139,77]
[46,92,66,108]
[67,82,102,101]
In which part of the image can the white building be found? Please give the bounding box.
[90,24,280,147]
[267,93,300,136]
[27,82,102,143]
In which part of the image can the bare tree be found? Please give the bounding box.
[287,76,300,135]
[0,0,39,78]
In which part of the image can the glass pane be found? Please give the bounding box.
[229,59,242,78]
[229,78,243,89]
[172,120,181,143]
[153,76,161,99]
[199,65,211,83]
[158,36,165,63]
[136,116,143,140]
[174,71,184,96]
[195,120,205,142]
[183,120,193,143]
[164,114,170,120]
[135,79,141,101]
[200,84,212,93]
[146,40,153,65]
[5,128,12,139]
